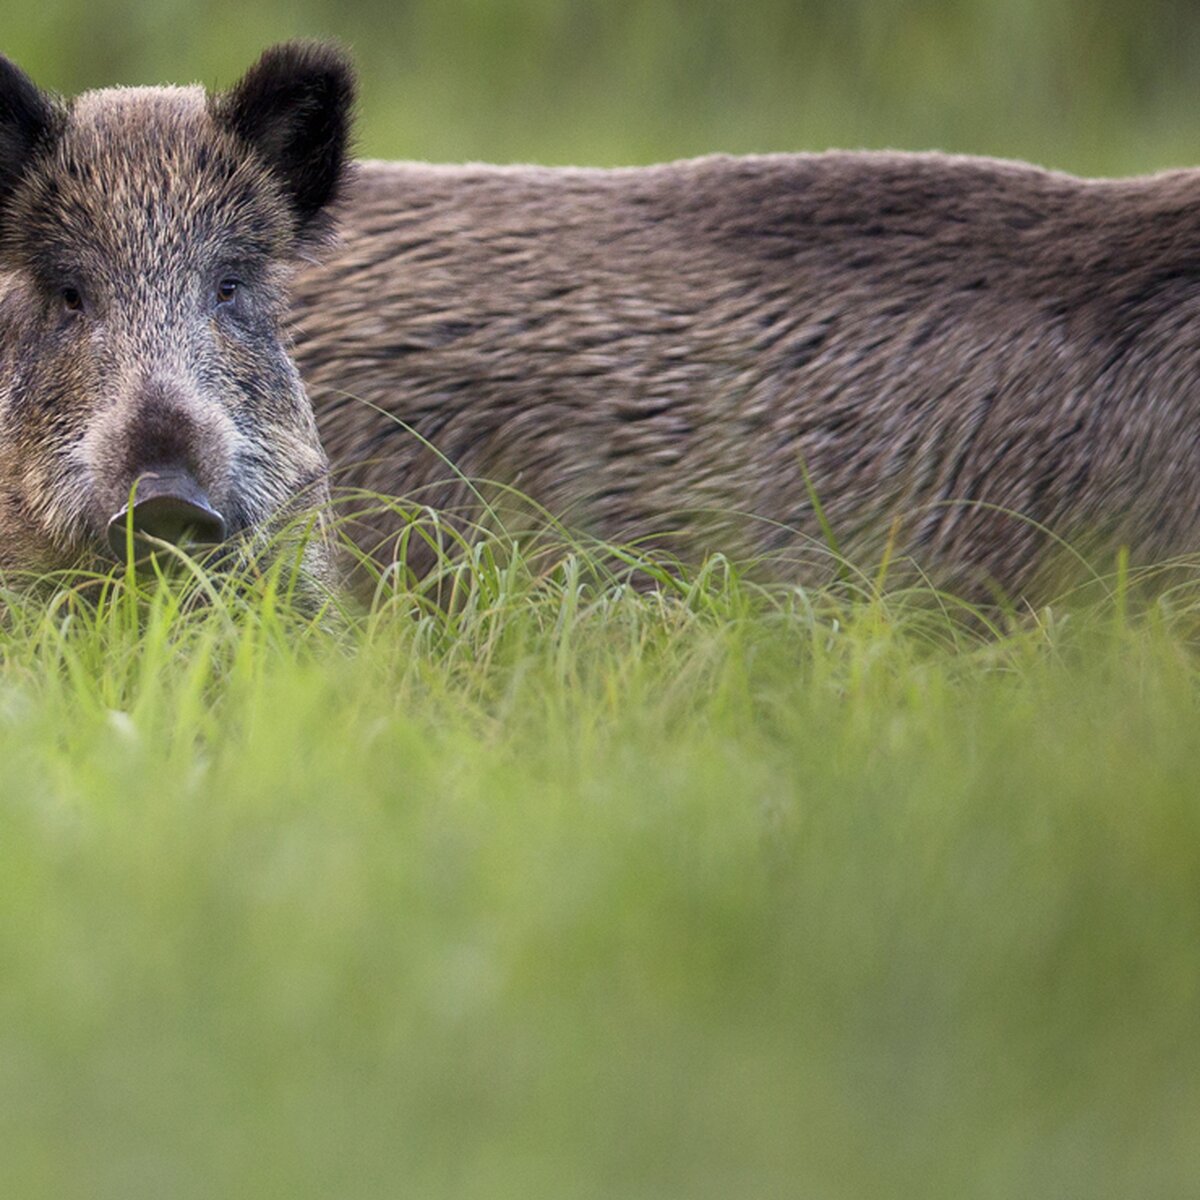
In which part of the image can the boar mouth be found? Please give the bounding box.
[106,468,228,562]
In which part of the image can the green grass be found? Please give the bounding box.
[1,530,1199,1199]
[7,6,1200,1193]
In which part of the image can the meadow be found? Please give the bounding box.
[4,1,1200,1195]
[2,528,1199,1198]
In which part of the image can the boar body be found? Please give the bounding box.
[294,153,1200,596]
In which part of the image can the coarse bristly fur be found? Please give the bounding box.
[293,150,1200,601]
[0,42,354,590]
[4,43,1200,604]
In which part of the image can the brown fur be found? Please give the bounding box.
[3,44,1199,602]
[293,153,1200,597]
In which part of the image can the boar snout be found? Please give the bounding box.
[106,468,227,562]
[95,377,235,562]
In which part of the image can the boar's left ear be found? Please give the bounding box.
[214,41,355,245]
[0,55,64,223]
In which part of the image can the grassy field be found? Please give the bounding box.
[1,532,1199,1199]
[5,2,1200,1195]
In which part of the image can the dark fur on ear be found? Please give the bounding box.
[214,41,356,246]
[0,55,64,224]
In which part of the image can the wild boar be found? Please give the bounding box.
[3,42,1196,603]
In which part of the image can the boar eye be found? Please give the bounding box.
[215,278,240,306]
[61,286,83,314]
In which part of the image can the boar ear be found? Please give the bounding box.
[0,56,63,217]
[215,42,355,244]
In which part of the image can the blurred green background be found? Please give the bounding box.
[6,0,1200,173]
[7,8,1200,1198]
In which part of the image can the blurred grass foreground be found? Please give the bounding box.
[1,532,1199,1199]
[4,3,1200,1198]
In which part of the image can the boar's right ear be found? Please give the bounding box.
[0,56,63,219]
[215,42,355,246]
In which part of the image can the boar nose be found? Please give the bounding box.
[106,468,228,561]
